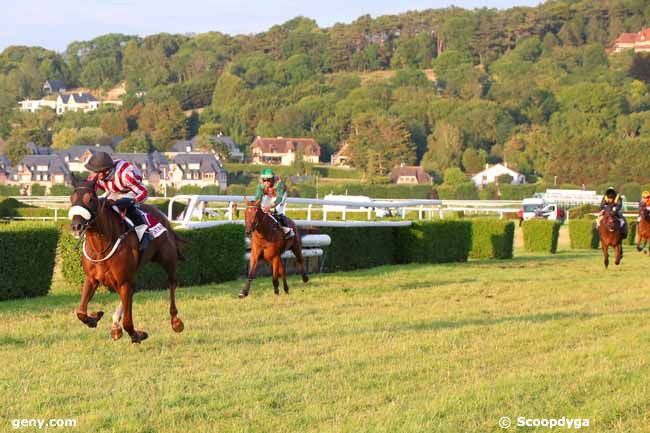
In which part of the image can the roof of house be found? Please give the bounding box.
[56,145,114,161]
[17,154,70,177]
[113,151,169,170]
[26,141,52,155]
[171,135,242,155]
[251,136,321,157]
[615,32,638,44]
[59,93,98,104]
[0,154,11,170]
[390,165,431,183]
[172,153,224,174]
[44,79,66,91]
[472,163,523,178]
[333,141,352,159]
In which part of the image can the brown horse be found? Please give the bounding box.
[240,200,308,298]
[68,175,185,343]
[637,204,650,253]
[598,207,624,269]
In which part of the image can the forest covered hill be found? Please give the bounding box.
[0,0,649,184]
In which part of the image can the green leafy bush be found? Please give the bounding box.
[319,226,396,272]
[568,204,598,220]
[30,183,46,196]
[470,219,515,259]
[0,222,59,300]
[59,224,245,290]
[395,221,471,263]
[522,220,561,253]
[569,219,598,249]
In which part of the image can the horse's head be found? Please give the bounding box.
[244,198,262,237]
[602,207,618,232]
[68,174,100,239]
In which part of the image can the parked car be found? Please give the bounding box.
[518,198,565,224]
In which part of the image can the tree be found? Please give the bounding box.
[461,148,487,174]
[4,137,30,164]
[100,111,129,137]
[76,127,112,146]
[443,167,468,185]
[421,122,463,176]
[292,146,307,175]
[138,100,187,150]
[348,112,415,176]
[51,128,79,149]
[116,131,151,153]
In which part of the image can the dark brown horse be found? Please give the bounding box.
[68,175,185,343]
[637,204,650,253]
[598,207,624,269]
[240,200,308,298]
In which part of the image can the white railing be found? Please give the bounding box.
[167,195,444,227]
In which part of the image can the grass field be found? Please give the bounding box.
[2,227,650,432]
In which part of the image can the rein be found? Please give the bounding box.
[82,227,134,263]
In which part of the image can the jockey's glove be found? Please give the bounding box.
[115,197,136,210]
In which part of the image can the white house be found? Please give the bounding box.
[18,99,57,113]
[250,136,321,165]
[56,93,99,114]
[471,163,526,187]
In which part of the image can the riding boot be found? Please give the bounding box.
[126,205,152,251]
[277,214,294,239]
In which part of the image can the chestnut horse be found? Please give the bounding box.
[68,175,185,343]
[240,200,308,298]
[598,207,624,269]
[637,204,650,253]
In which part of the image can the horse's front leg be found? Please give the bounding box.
[240,249,259,298]
[118,282,147,343]
[76,276,103,328]
[111,301,123,340]
[602,244,609,269]
[615,243,623,266]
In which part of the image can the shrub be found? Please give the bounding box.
[569,219,598,249]
[470,219,515,259]
[568,204,598,220]
[59,224,245,290]
[522,220,561,253]
[30,183,46,196]
[0,185,20,196]
[395,221,471,263]
[499,184,538,200]
[49,184,74,196]
[319,226,396,272]
[0,222,59,300]
[628,220,638,246]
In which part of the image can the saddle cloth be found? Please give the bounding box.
[111,206,167,239]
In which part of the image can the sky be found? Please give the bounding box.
[0,0,542,53]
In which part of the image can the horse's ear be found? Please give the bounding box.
[70,172,78,188]
[253,199,261,207]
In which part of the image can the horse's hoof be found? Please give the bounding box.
[274,288,280,295]
[130,330,148,344]
[238,290,248,298]
[111,325,123,341]
[302,275,309,283]
[172,317,184,333]
[284,288,289,294]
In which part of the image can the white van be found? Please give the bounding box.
[518,198,565,222]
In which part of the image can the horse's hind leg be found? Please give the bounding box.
[77,277,103,328]
[271,256,281,295]
[278,257,289,294]
[293,243,309,283]
[615,243,623,266]
[111,302,123,340]
[168,273,184,333]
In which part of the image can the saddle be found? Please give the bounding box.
[111,206,167,240]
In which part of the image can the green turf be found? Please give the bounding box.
[2,243,650,432]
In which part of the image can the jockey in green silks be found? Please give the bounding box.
[254,168,294,239]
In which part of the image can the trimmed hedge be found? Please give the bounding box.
[319,227,396,272]
[628,220,638,246]
[470,219,515,259]
[0,222,59,300]
[522,220,561,253]
[569,219,598,249]
[395,221,472,263]
[59,224,245,290]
